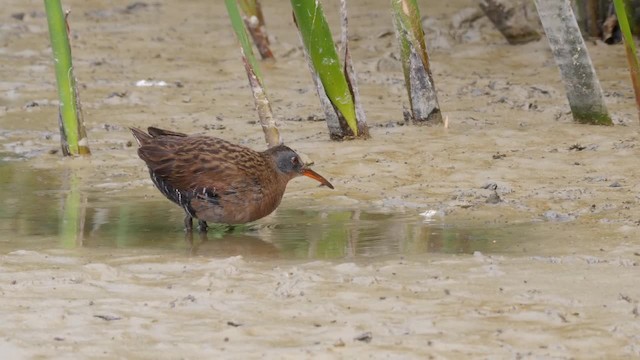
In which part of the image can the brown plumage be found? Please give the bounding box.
[130,127,334,232]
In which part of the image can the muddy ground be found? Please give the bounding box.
[1,0,640,358]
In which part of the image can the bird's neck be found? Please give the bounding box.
[252,157,293,221]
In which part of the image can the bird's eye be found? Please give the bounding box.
[291,156,299,165]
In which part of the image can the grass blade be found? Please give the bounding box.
[226,0,281,147]
[44,0,90,155]
[613,0,640,121]
[227,0,262,80]
[292,0,361,137]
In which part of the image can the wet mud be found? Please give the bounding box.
[1,0,640,358]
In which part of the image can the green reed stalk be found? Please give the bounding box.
[613,0,640,121]
[225,0,281,147]
[44,0,90,155]
[292,0,363,138]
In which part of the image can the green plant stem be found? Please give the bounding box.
[44,0,89,155]
[225,0,281,147]
[226,0,262,79]
[238,0,273,59]
[614,0,640,121]
[291,0,359,136]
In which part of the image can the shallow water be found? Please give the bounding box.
[1,160,546,259]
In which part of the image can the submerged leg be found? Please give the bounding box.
[184,229,208,256]
[184,230,194,245]
[198,220,208,233]
[184,214,193,232]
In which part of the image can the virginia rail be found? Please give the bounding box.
[131,127,334,232]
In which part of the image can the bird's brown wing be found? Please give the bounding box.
[137,135,271,222]
[139,135,265,188]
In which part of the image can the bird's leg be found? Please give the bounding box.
[198,220,208,233]
[184,214,193,233]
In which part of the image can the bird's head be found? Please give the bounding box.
[268,145,334,189]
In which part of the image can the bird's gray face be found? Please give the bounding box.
[274,147,304,175]
[272,146,334,189]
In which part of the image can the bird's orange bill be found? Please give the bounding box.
[302,169,334,189]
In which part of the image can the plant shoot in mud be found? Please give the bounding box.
[238,0,274,60]
[226,0,281,147]
[44,0,90,155]
[534,0,613,125]
[391,0,443,125]
[291,0,369,139]
[613,0,640,122]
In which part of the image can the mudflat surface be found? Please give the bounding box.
[1,0,639,358]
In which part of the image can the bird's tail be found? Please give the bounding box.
[147,127,188,138]
[130,127,152,146]
[130,126,189,146]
